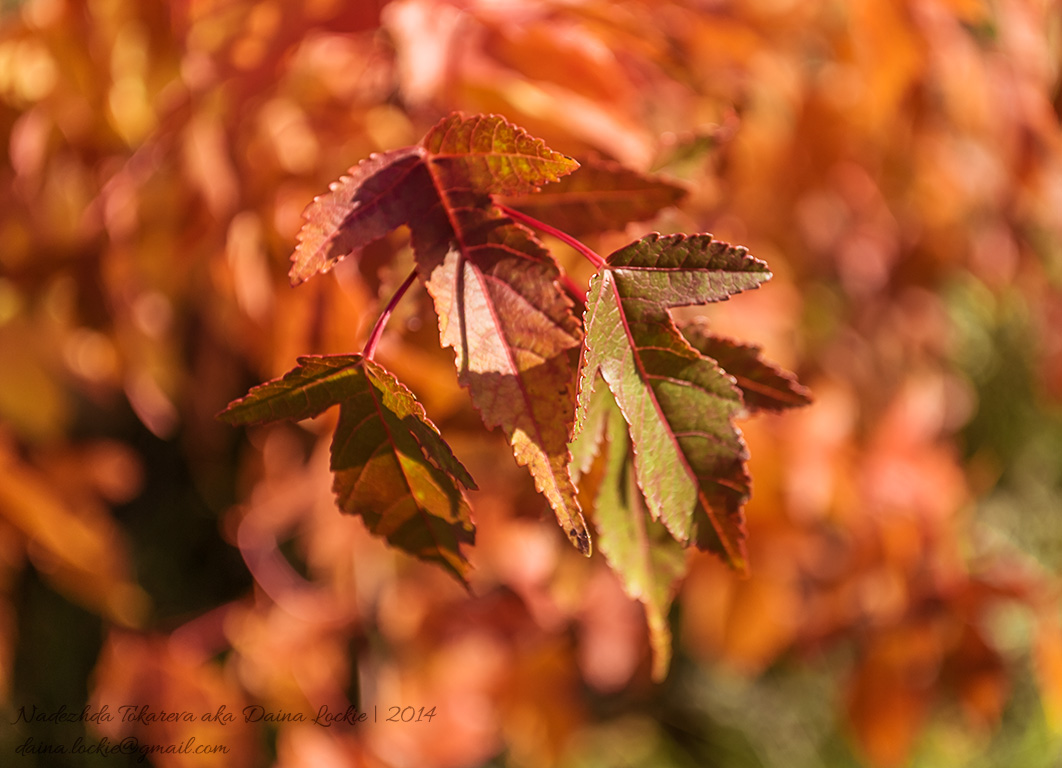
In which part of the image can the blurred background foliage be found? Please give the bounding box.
[2,0,1062,766]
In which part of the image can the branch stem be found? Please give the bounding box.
[560,272,588,304]
[499,204,605,269]
[363,268,418,360]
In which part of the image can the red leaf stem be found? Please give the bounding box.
[363,268,418,360]
[498,204,605,269]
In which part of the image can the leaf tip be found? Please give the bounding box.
[556,152,580,175]
[569,519,593,556]
[447,561,476,592]
[215,404,239,425]
[650,652,671,683]
[216,395,256,426]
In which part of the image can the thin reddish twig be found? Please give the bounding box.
[499,204,606,269]
[363,268,418,359]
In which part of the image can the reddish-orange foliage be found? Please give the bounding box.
[2,0,1062,766]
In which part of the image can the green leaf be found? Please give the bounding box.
[679,318,812,413]
[289,147,430,285]
[585,380,686,681]
[219,355,476,584]
[574,233,772,572]
[568,360,612,481]
[331,359,476,583]
[421,113,579,196]
[501,155,689,237]
[217,354,370,425]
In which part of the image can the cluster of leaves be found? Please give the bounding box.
[5,0,1062,766]
[219,113,810,676]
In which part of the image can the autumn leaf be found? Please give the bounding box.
[219,354,476,583]
[574,233,772,572]
[12,0,1062,758]
[678,318,812,413]
[0,445,150,628]
[573,380,686,681]
[289,112,578,285]
[417,212,591,555]
[421,112,580,196]
[568,362,613,481]
[501,154,689,237]
[290,147,430,285]
[410,116,591,555]
[281,112,591,555]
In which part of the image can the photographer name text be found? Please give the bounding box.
[12,703,436,728]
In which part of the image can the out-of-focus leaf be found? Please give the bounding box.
[220,355,476,583]
[679,318,812,413]
[1036,617,1062,731]
[0,443,149,627]
[0,318,69,442]
[946,623,1008,730]
[501,154,688,236]
[846,622,939,768]
[482,17,636,105]
[91,630,260,768]
[587,382,686,681]
[574,233,773,572]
